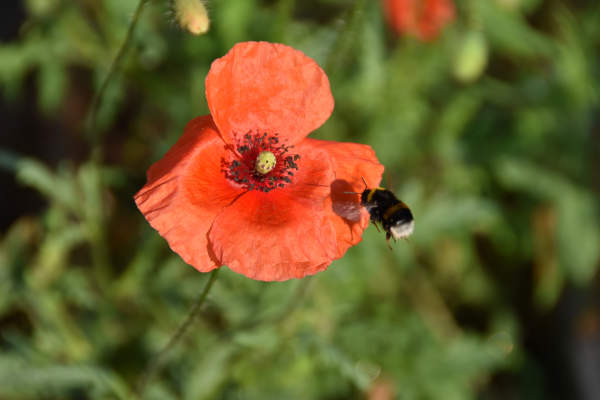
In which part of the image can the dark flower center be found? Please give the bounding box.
[222,131,300,192]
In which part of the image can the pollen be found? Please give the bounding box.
[255,151,276,174]
[222,131,300,192]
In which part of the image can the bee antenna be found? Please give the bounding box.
[361,176,368,190]
[343,191,361,195]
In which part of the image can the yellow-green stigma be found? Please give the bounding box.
[255,151,276,174]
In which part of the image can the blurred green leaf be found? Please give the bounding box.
[479,1,555,58]
[0,355,130,399]
[16,159,80,213]
[38,60,67,112]
[183,345,235,400]
[496,157,600,283]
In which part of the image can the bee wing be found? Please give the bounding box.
[332,199,362,222]
[329,179,365,222]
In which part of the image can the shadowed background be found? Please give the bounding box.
[1,0,600,399]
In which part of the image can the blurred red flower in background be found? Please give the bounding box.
[135,42,383,281]
[383,0,455,41]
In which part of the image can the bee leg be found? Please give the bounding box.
[372,221,381,232]
[386,232,393,251]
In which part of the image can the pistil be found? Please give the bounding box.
[222,131,300,192]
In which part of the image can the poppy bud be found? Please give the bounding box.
[452,31,488,83]
[173,0,210,35]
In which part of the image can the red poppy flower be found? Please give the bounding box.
[383,0,455,41]
[135,41,383,281]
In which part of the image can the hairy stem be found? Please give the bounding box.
[84,0,149,291]
[137,268,220,396]
[86,0,150,151]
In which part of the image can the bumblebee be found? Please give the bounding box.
[358,178,414,248]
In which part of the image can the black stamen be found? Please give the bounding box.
[221,131,300,192]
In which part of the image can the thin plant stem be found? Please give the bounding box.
[137,268,220,397]
[84,0,149,291]
[86,0,150,153]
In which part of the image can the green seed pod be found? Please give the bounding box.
[453,31,489,83]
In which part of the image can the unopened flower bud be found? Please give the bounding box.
[173,0,210,35]
[453,31,488,83]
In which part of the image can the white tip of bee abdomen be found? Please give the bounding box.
[390,220,414,240]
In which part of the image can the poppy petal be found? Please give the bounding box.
[134,116,242,272]
[419,0,455,41]
[383,0,454,41]
[208,147,339,281]
[302,138,385,258]
[206,41,334,146]
[383,0,416,35]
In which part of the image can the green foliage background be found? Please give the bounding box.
[1,0,600,398]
